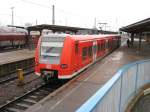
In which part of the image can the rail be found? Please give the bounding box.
[76,59,150,112]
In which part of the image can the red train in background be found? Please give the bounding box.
[35,34,121,83]
[0,26,39,50]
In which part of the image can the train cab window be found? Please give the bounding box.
[40,42,63,64]
[88,46,92,56]
[82,47,87,60]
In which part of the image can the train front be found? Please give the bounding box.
[35,34,67,83]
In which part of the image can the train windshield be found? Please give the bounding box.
[40,42,63,64]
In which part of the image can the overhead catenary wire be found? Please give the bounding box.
[21,0,51,8]
[0,0,101,28]
[20,0,94,19]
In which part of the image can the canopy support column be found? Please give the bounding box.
[131,33,134,46]
[138,33,142,51]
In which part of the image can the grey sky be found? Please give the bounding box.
[0,0,150,31]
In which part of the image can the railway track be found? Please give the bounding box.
[0,68,34,85]
[0,48,24,53]
[0,82,63,112]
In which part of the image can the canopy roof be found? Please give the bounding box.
[120,18,150,33]
[27,24,97,32]
[27,24,117,34]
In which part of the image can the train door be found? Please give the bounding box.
[78,41,88,68]
[102,40,106,56]
[97,40,102,57]
[92,40,97,62]
[75,41,79,71]
[105,39,109,53]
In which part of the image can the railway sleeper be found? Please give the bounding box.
[32,92,42,96]
[38,89,51,94]
[22,99,37,104]
[32,93,46,97]
[11,103,27,110]
[16,103,30,108]
[5,107,21,112]
[28,95,38,99]
[25,96,39,101]
[31,94,47,100]
[19,100,34,105]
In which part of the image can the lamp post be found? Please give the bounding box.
[11,7,14,26]
[52,5,55,25]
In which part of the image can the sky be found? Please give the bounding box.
[0,0,150,31]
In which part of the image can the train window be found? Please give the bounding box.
[88,46,92,56]
[102,43,105,50]
[75,42,78,53]
[101,44,103,50]
[93,45,97,54]
[82,47,87,60]
[98,44,101,51]
[108,41,110,48]
[108,41,112,48]
[101,43,103,51]
[106,41,109,49]
[41,46,62,55]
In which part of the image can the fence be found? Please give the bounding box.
[76,59,150,112]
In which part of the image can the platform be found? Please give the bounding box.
[0,49,34,65]
[25,40,150,112]
[0,49,35,77]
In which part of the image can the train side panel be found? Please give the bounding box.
[58,36,76,78]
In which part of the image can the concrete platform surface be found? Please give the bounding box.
[25,40,150,112]
[0,49,35,65]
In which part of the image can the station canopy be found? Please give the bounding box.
[120,18,150,33]
[27,24,117,34]
[7,24,117,35]
[27,24,98,33]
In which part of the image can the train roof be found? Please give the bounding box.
[0,26,27,35]
[41,34,119,42]
[68,34,119,41]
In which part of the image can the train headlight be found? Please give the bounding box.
[60,64,68,69]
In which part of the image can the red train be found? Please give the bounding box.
[35,34,121,82]
[0,26,39,49]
